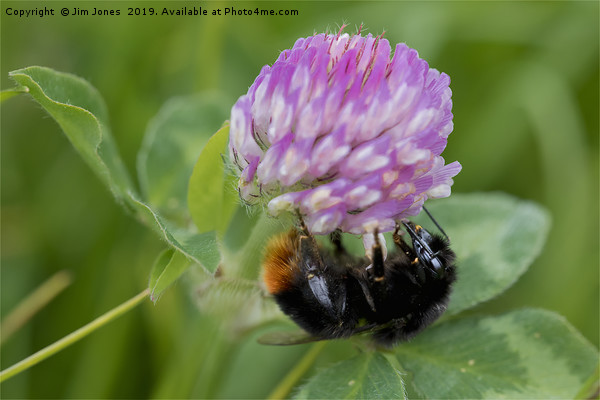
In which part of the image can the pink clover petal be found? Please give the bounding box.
[228,28,460,235]
[268,191,307,215]
[300,179,351,213]
[305,205,346,235]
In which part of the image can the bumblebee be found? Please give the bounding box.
[262,214,456,347]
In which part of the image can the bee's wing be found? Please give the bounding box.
[257,330,329,346]
[257,322,381,346]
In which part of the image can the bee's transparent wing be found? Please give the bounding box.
[257,323,381,346]
[257,329,326,346]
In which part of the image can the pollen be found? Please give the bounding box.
[263,230,300,294]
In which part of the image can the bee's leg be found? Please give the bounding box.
[296,212,325,265]
[393,221,416,261]
[296,213,324,270]
[394,221,426,282]
[330,229,347,255]
[370,228,385,282]
[356,274,377,313]
[297,211,312,237]
[359,229,385,313]
[295,213,345,318]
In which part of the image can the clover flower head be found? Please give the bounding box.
[229,26,461,235]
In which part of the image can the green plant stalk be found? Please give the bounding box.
[575,366,599,399]
[267,341,327,400]
[0,289,149,383]
[1,270,73,346]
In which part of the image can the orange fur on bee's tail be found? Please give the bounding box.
[262,230,300,295]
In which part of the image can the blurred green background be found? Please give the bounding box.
[2,1,598,398]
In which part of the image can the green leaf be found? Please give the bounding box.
[1,87,28,102]
[8,66,133,202]
[396,309,598,399]
[188,123,238,235]
[9,66,222,274]
[222,206,262,252]
[130,194,220,274]
[137,93,231,223]
[294,353,406,399]
[415,192,551,315]
[149,249,192,303]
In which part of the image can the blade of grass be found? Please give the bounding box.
[0,289,149,383]
[575,366,599,400]
[1,270,73,346]
[267,341,327,400]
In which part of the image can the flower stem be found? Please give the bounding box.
[267,341,327,400]
[1,270,73,346]
[0,288,149,383]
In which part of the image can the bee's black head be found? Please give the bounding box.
[402,221,454,277]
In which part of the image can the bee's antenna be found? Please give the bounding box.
[422,206,449,242]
